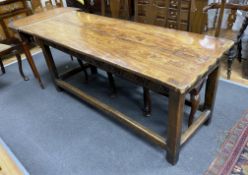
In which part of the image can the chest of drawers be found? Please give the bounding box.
[0,0,30,43]
[134,0,207,33]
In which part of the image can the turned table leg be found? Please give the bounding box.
[107,72,117,97]
[0,57,5,74]
[204,66,220,125]
[143,87,151,117]
[188,79,206,127]
[166,90,185,165]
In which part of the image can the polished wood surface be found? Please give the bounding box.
[10,7,76,29]
[11,9,233,93]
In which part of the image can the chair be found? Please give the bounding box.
[101,0,131,19]
[203,0,248,79]
[0,43,29,81]
[30,0,64,13]
[0,0,46,88]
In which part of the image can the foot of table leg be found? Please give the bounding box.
[204,66,220,126]
[143,87,151,117]
[166,90,185,165]
[16,53,29,81]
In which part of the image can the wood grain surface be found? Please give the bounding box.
[11,8,233,93]
[0,143,24,175]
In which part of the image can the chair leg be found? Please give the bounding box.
[107,72,116,97]
[143,87,151,117]
[227,56,233,79]
[0,57,5,74]
[16,53,29,81]
[77,58,88,83]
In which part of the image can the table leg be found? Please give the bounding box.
[39,41,61,91]
[166,90,185,165]
[143,87,151,117]
[204,66,220,125]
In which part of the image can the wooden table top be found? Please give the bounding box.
[11,8,233,93]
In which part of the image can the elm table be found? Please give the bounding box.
[10,8,233,165]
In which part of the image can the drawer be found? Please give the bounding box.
[0,1,24,14]
[137,4,147,16]
[153,0,167,7]
[169,0,178,8]
[179,23,189,31]
[155,19,166,26]
[137,0,150,5]
[156,7,167,18]
[181,1,191,9]
[180,10,190,21]
[167,20,178,29]
[168,8,178,20]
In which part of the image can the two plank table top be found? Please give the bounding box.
[10,8,233,165]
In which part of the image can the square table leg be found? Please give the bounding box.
[166,90,185,165]
[38,40,62,91]
[204,66,220,125]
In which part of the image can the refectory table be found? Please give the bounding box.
[10,8,233,165]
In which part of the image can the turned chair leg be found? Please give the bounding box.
[16,53,29,81]
[227,56,233,79]
[143,87,151,117]
[77,58,89,83]
[107,72,116,97]
[0,57,5,74]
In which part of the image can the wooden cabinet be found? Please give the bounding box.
[134,0,207,33]
[0,0,30,43]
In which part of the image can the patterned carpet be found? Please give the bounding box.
[206,112,248,175]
